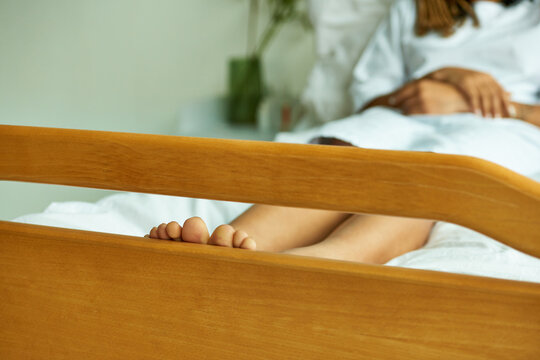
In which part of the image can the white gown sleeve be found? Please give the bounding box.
[349,1,413,111]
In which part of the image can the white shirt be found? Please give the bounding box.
[350,0,540,110]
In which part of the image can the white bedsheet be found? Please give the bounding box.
[386,222,540,282]
[15,193,250,239]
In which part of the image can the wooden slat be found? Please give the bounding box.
[1,221,539,360]
[1,125,539,257]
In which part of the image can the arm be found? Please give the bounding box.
[360,93,395,110]
[424,67,540,127]
[361,77,471,115]
[362,76,540,129]
[512,102,540,128]
[362,66,521,119]
[424,67,512,118]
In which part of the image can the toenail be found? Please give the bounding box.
[241,237,256,250]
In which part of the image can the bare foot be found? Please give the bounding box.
[146,217,256,250]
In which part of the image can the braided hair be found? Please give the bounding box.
[415,0,531,37]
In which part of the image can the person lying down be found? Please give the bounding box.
[146,0,540,264]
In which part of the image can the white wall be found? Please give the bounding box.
[0,0,315,220]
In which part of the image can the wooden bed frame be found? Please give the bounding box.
[1,124,539,359]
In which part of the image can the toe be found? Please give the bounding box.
[166,221,182,240]
[149,227,158,239]
[182,217,210,244]
[157,223,170,239]
[240,237,257,250]
[209,225,236,247]
[232,230,248,248]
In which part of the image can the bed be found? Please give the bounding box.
[2,1,540,358]
[1,124,540,359]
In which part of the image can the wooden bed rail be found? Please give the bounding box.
[1,220,539,359]
[1,125,539,257]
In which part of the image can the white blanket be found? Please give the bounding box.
[280,107,540,177]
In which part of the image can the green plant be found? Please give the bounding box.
[228,0,309,124]
[247,0,310,58]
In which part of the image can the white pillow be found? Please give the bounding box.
[300,0,394,125]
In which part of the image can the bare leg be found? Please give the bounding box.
[229,205,350,251]
[147,206,432,264]
[285,215,434,264]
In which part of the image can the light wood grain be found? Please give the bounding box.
[1,125,539,257]
[1,221,539,360]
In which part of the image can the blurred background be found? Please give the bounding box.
[0,0,315,219]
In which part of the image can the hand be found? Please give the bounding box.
[390,78,471,115]
[426,67,511,118]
